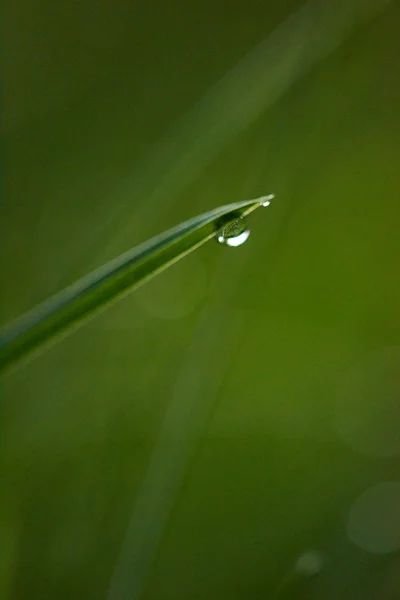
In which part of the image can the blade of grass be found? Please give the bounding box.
[0,197,268,374]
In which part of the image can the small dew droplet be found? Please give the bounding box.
[260,193,275,207]
[216,218,250,247]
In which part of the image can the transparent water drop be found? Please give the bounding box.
[260,193,275,207]
[216,218,250,247]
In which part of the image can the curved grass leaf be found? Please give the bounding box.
[0,196,270,373]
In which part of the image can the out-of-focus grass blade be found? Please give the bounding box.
[0,197,269,374]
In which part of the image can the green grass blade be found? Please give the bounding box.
[0,196,270,373]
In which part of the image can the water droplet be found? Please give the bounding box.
[260,193,275,207]
[216,218,250,247]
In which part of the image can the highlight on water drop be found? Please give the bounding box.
[260,193,275,207]
[216,217,250,247]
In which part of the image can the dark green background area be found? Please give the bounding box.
[2,1,400,599]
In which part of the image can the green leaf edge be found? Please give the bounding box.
[0,197,268,373]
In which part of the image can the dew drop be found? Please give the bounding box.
[260,193,275,207]
[216,218,250,247]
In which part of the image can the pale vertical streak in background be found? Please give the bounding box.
[106,250,248,600]
[106,199,285,600]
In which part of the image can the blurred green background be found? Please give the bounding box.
[3,1,400,599]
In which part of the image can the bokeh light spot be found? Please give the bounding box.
[347,481,400,554]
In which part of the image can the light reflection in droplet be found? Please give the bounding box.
[260,193,276,207]
[217,229,250,247]
[216,218,250,247]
